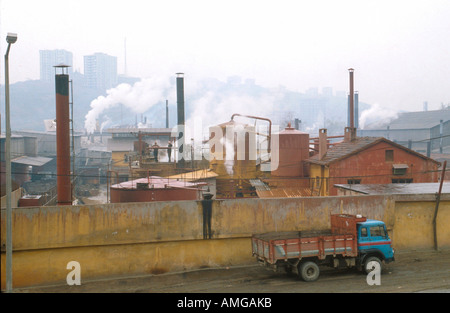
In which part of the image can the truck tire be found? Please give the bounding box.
[299,261,320,282]
[364,256,382,275]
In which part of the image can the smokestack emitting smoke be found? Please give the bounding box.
[359,103,398,129]
[84,77,171,134]
[84,75,279,148]
[176,73,185,164]
[54,65,72,205]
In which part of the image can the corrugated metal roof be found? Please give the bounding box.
[365,109,450,130]
[249,179,270,191]
[12,156,53,166]
[256,188,313,198]
[334,182,450,195]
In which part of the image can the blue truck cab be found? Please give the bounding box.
[357,219,395,272]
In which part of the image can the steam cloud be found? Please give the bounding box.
[84,77,173,134]
[84,75,282,142]
[359,103,399,129]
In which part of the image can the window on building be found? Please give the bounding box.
[385,150,394,162]
[392,164,409,175]
[347,179,361,184]
[392,178,413,184]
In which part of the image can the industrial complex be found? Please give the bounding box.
[1,67,450,290]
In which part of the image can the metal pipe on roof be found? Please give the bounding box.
[230,114,272,153]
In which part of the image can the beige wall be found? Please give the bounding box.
[1,188,22,209]
[1,194,449,289]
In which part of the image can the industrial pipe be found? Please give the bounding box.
[230,114,272,153]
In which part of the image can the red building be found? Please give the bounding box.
[306,134,441,196]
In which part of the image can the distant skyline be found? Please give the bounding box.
[39,49,73,81]
[1,0,450,113]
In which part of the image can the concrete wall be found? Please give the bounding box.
[1,188,22,209]
[392,194,450,250]
[1,194,449,289]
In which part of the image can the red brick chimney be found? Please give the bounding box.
[344,127,357,142]
[319,128,328,159]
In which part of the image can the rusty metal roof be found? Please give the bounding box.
[335,182,450,195]
[256,187,314,198]
[306,137,440,166]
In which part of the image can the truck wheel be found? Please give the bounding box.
[299,261,320,282]
[364,256,382,275]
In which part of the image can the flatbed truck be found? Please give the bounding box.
[251,214,395,281]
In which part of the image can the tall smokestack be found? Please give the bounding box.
[176,73,185,165]
[54,64,72,205]
[166,99,169,128]
[349,68,354,129]
[355,91,359,129]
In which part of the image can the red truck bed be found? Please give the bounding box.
[252,214,366,264]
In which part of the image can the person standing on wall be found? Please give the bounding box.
[152,142,160,162]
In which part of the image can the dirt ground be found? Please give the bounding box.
[14,249,450,293]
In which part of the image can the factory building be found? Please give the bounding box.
[358,109,450,155]
[106,127,175,181]
[306,130,441,196]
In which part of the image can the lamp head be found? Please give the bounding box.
[6,33,17,44]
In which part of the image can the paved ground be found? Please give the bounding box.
[14,249,450,293]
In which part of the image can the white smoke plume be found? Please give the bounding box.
[84,74,282,151]
[84,77,173,134]
[359,103,399,129]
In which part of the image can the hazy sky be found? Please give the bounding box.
[1,0,450,112]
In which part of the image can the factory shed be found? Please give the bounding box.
[109,176,204,203]
[11,155,54,186]
[306,136,441,196]
[166,169,218,199]
[12,156,52,167]
[335,182,450,196]
[358,109,450,155]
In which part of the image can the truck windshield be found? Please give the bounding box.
[370,225,387,238]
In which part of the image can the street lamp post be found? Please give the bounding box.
[5,32,17,293]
